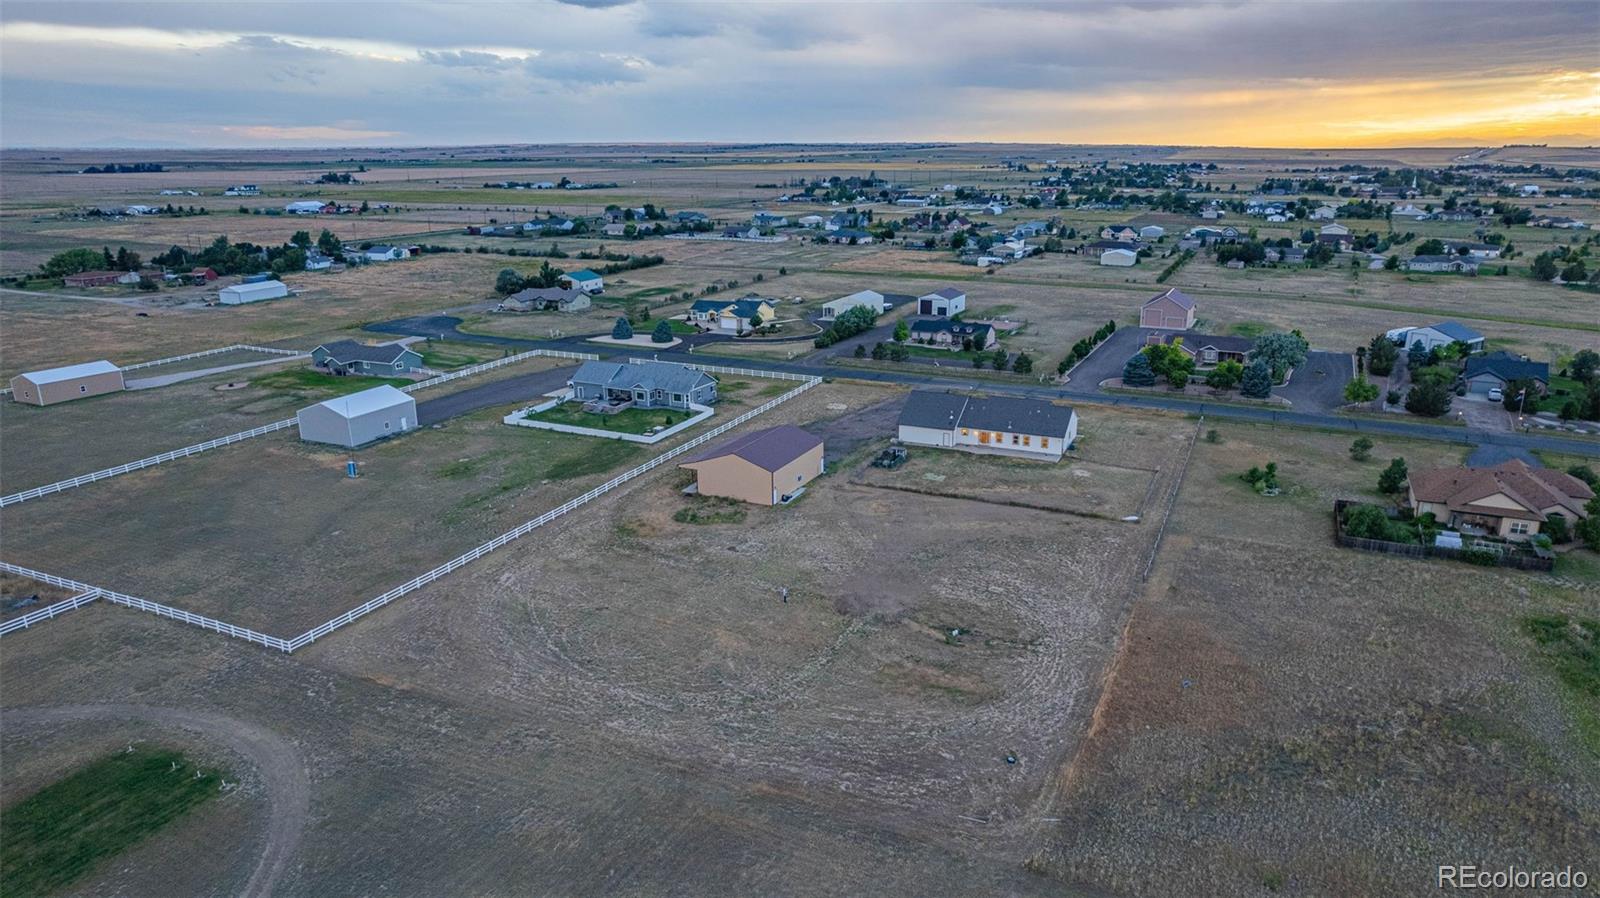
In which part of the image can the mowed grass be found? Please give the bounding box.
[419,341,503,370]
[0,747,223,896]
[526,402,695,435]
[250,368,412,397]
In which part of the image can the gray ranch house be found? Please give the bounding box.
[568,361,718,411]
[311,340,424,376]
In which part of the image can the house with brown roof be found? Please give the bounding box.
[678,425,824,506]
[1406,459,1593,542]
[1145,332,1253,368]
[1139,288,1197,329]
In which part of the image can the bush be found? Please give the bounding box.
[1122,353,1156,386]
[1349,436,1373,461]
[651,320,673,343]
[1386,389,1401,405]
[1240,359,1273,398]
[1012,352,1034,375]
[611,317,633,340]
[1378,457,1408,494]
[1543,514,1571,544]
[1404,379,1453,417]
[1344,503,1414,542]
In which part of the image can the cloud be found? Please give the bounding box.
[553,0,637,6]
[418,49,521,69]
[215,124,403,142]
[522,50,648,86]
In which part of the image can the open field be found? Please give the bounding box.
[0,378,1195,896]
[0,356,569,489]
[1028,420,1600,895]
[0,376,857,635]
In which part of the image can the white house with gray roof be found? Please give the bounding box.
[897,391,1077,462]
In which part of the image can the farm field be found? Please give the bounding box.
[0,385,1194,896]
[1029,421,1600,895]
[0,376,869,635]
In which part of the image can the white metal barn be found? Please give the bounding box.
[296,385,417,448]
[218,280,289,305]
[285,201,325,214]
[1100,248,1137,267]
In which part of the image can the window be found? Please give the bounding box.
[394,362,403,370]
[1041,437,1050,448]
[1510,521,1530,535]
[1011,434,1019,445]
[672,393,683,403]
[79,385,87,393]
[1022,435,1031,446]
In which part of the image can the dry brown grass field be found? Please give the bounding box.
[3,144,1598,897]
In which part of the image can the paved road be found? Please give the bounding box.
[416,366,575,425]
[3,703,309,898]
[368,314,1600,458]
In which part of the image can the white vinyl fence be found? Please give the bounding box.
[120,343,306,372]
[0,418,298,507]
[0,349,598,508]
[2,364,818,652]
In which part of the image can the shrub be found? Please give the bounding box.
[651,320,673,343]
[1349,436,1373,461]
[611,317,633,340]
[1240,359,1273,398]
[1122,353,1157,386]
[1386,389,1401,405]
[1378,457,1408,494]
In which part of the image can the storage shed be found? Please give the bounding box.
[9,360,125,406]
[219,280,289,305]
[678,425,824,506]
[296,385,416,448]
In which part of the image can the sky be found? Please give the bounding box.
[1,0,1597,149]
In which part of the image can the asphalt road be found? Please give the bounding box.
[416,366,576,425]
[368,315,1600,458]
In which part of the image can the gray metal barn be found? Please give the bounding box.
[296,384,417,448]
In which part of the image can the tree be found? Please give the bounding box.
[1384,254,1400,270]
[748,312,764,329]
[532,261,564,289]
[1378,457,1409,494]
[1367,334,1399,376]
[1349,436,1374,461]
[1568,465,1599,488]
[1414,238,1445,256]
[1343,377,1380,404]
[853,343,866,358]
[1530,252,1559,281]
[893,319,909,342]
[1204,359,1244,390]
[316,229,342,255]
[39,247,105,278]
[1570,349,1600,384]
[1251,332,1308,380]
[290,230,312,248]
[870,342,888,361]
[1561,259,1589,283]
[651,319,673,343]
[1166,366,1190,389]
[1575,495,1600,551]
[991,347,1009,371]
[611,317,633,340]
[1240,359,1273,398]
[1501,378,1538,413]
[1122,352,1156,386]
[888,343,910,362]
[1012,352,1034,375]
[1404,379,1453,417]
[494,268,524,295]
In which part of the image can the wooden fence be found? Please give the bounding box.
[1331,500,1554,571]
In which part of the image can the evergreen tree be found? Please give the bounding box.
[1240,359,1273,398]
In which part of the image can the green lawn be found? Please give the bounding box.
[901,343,997,363]
[1535,375,1591,414]
[665,319,698,335]
[1,747,223,896]
[419,341,503,370]
[526,402,694,435]
[250,368,412,397]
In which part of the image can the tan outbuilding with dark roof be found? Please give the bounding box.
[678,425,824,506]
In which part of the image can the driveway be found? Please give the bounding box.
[1457,392,1517,433]
[1062,326,1151,390]
[416,365,576,425]
[1278,350,1353,412]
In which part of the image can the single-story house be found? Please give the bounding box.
[1399,321,1485,354]
[1532,215,1587,229]
[527,217,575,233]
[722,225,762,239]
[820,290,887,320]
[304,252,333,271]
[908,318,997,350]
[218,280,289,305]
[285,201,325,215]
[602,223,628,237]
[896,391,1078,462]
[688,297,777,332]
[1462,352,1549,395]
[499,285,592,313]
[1185,226,1240,243]
[568,361,718,411]
[62,270,128,288]
[1100,248,1138,267]
[916,287,966,317]
[1101,225,1139,242]
[1407,459,1593,542]
[1319,222,1351,236]
[1390,204,1430,219]
[297,384,416,448]
[311,340,424,376]
[1442,241,1502,259]
[673,211,708,224]
[561,269,604,294]
[826,212,866,231]
[1013,221,1050,238]
[678,425,824,506]
[751,212,788,228]
[1310,205,1338,220]
[1139,287,1197,329]
[827,228,874,244]
[1405,255,1479,274]
[364,245,409,262]
[797,214,826,228]
[9,360,125,406]
[1148,332,1254,368]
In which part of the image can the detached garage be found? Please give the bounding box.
[10,360,125,406]
[678,425,824,506]
[219,280,289,305]
[296,385,416,448]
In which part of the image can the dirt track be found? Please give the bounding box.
[3,703,309,898]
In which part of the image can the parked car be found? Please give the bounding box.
[1487,387,1504,402]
